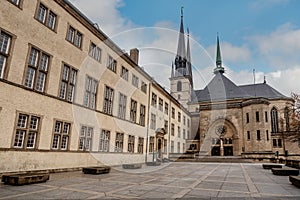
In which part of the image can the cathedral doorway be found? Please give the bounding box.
[224,146,233,156]
[206,118,238,156]
[211,146,220,156]
[155,128,167,159]
[157,139,162,158]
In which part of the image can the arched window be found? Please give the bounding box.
[284,107,290,131]
[271,107,278,134]
[177,81,182,91]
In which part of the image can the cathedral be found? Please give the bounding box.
[170,10,299,159]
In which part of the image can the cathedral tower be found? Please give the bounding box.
[170,8,193,109]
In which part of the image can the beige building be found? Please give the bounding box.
[0,0,190,173]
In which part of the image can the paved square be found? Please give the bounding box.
[1,162,300,199]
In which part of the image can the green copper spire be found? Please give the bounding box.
[216,34,222,67]
[214,33,225,74]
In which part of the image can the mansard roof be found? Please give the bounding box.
[193,73,290,102]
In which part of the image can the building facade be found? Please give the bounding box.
[0,0,190,173]
[181,35,298,158]
[168,9,299,159]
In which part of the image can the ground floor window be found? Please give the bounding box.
[52,120,71,150]
[128,135,135,153]
[138,137,144,154]
[273,138,282,148]
[79,126,93,151]
[115,132,124,152]
[99,129,110,152]
[13,113,40,149]
[149,136,154,153]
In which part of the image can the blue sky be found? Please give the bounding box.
[70,0,300,96]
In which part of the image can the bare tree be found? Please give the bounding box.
[285,93,300,142]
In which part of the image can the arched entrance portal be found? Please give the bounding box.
[157,139,162,158]
[155,128,167,158]
[207,119,238,156]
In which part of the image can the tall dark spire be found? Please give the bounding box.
[176,6,186,60]
[174,7,187,77]
[186,28,193,88]
[214,34,225,74]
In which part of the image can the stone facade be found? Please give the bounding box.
[0,0,190,173]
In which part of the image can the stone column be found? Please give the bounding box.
[220,138,224,156]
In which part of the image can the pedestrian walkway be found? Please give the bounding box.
[1,162,300,199]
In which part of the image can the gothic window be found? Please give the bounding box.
[284,107,290,132]
[271,107,279,134]
[177,81,182,91]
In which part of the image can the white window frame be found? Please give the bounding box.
[118,92,127,119]
[103,85,114,114]
[13,113,40,149]
[0,31,12,79]
[99,129,110,152]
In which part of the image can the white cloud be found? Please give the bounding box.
[249,23,300,68]
[68,0,299,98]
[69,0,132,36]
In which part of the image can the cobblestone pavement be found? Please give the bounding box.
[1,162,300,199]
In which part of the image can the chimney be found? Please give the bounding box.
[130,48,139,65]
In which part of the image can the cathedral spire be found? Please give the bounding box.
[176,6,186,60]
[214,33,225,74]
[186,28,193,88]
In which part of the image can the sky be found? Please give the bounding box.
[69,0,300,96]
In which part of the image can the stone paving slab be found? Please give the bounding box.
[1,162,300,199]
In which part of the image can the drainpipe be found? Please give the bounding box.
[145,80,152,163]
[168,98,171,159]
